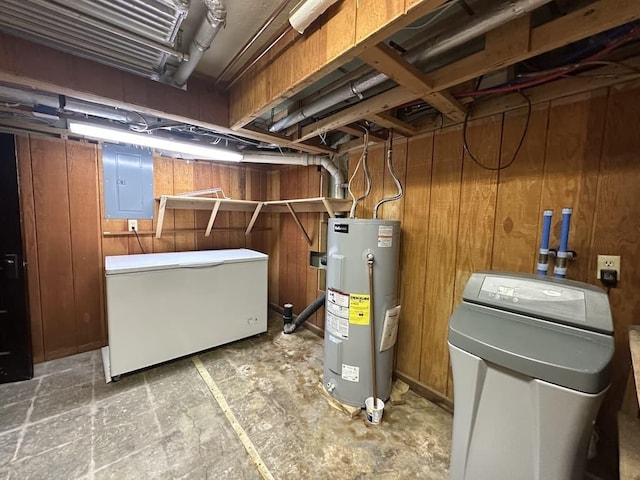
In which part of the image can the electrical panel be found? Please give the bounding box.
[103,143,154,219]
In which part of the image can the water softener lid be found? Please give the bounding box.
[448,303,614,394]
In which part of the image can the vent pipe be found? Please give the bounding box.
[269,0,552,133]
[173,0,227,87]
[242,152,345,198]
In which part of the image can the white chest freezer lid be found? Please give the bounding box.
[105,248,267,275]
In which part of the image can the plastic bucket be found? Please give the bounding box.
[365,397,384,425]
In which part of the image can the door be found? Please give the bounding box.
[0,133,33,382]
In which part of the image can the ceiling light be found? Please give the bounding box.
[68,121,243,162]
[289,0,339,34]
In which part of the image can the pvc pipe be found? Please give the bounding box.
[554,208,572,278]
[536,210,553,275]
[283,293,325,334]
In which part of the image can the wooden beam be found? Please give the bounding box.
[229,0,449,129]
[285,203,313,246]
[296,0,640,140]
[245,202,264,235]
[359,43,466,121]
[337,124,388,142]
[367,112,418,138]
[238,126,337,155]
[155,196,168,239]
[204,200,222,237]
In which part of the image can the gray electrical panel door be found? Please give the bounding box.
[103,143,154,219]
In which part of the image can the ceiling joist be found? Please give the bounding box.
[358,42,466,122]
[366,112,418,138]
[295,0,640,143]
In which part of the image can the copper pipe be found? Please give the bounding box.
[215,0,292,86]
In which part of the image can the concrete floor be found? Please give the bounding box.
[0,314,452,479]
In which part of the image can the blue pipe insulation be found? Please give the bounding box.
[554,208,573,278]
[537,210,553,275]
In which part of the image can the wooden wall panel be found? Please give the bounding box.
[541,90,607,281]
[173,160,196,252]
[18,137,268,361]
[193,162,215,251]
[492,105,549,272]
[397,134,433,378]
[30,137,77,359]
[15,137,44,363]
[590,82,640,474]
[152,157,175,253]
[66,142,104,352]
[211,164,231,249]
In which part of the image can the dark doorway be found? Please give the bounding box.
[0,133,33,382]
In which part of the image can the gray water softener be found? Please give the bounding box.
[323,218,401,407]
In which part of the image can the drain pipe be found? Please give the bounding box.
[283,293,326,334]
[173,0,227,87]
[554,208,572,278]
[270,0,552,133]
[537,210,553,276]
[242,152,345,198]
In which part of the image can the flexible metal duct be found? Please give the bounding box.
[242,152,345,198]
[270,0,552,132]
[173,0,227,86]
[0,0,188,81]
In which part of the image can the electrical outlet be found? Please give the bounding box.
[127,219,138,232]
[596,255,621,280]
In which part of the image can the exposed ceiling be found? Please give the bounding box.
[0,0,639,159]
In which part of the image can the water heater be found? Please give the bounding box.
[323,218,401,407]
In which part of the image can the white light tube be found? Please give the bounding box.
[68,121,243,162]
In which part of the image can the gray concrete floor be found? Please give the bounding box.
[0,313,452,479]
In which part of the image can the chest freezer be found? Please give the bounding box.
[102,248,268,381]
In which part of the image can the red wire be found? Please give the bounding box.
[454,26,640,98]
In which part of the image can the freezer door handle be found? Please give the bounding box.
[179,262,224,269]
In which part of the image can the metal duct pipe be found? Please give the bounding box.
[269,0,552,133]
[242,152,345,198]
[173,0,227,86]
[0,85,145,124]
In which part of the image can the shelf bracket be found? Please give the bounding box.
[155,196,168,238]
[246,202,264,235]
[205,200,223,237]
[286,202,312,246]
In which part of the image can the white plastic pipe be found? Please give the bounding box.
[241,152,345,198]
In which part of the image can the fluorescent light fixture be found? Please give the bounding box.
[68,121,243,162]
[289,0,339,34]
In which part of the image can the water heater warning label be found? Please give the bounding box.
[327,288,350,338]
[341,364,359,382]
[378,225,393,247]
[349,294,370,325]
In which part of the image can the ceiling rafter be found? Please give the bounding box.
[337,124,388,142]
[359,42,466,122]
[294,0,640,144]
[366,112,418,137]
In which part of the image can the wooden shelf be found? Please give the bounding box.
[618,411,640,480]
[155,195,352,242]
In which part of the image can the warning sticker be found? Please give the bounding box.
[327,311,349,339]
[378,225,394,248]
[349,294,370,325]
[327,288,350,308]
[341,364,360,382]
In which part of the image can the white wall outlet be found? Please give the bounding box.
[596,255,621,280]
[127,219,138,232]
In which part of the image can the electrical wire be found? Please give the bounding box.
[373,131,404,218]
[348,126,371,218]
[132,228,146,254]
[463,91,532,171]
[403,0,459,30]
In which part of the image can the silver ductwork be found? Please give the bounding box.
[0,0,189,81]
[173,0,227,86]
[242,152,345,198]
[270,0,552,133]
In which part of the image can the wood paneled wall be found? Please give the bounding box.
[16,136,268,363]
[270,81,640,474]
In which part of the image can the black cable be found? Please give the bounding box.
[133,228,146,254]
[462,91,532,171]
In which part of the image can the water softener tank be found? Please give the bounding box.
[323,218,401,407]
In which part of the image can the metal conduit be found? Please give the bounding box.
[173,0,227,86]
[269,0,552,133]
